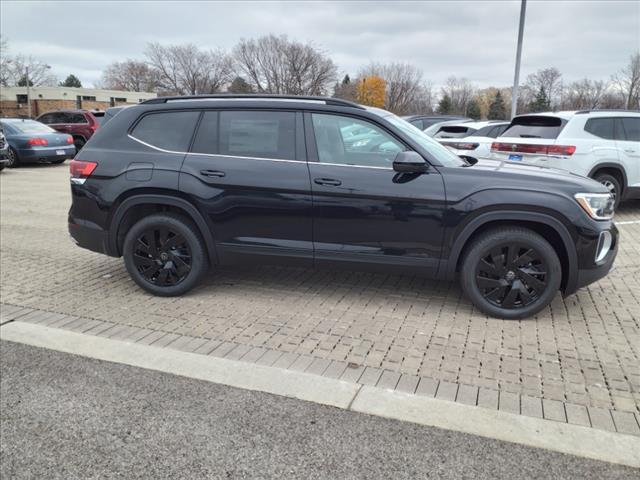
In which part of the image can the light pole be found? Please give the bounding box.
[511,0,527,119]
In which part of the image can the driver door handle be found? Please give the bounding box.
[200,169,226,178]
[314,177,342,186]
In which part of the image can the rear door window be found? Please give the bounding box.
[502,116,566,139]
[218,111,296,160]
[70,113,87,124]
[584,118,615,140]
[131,111,200,151]
[620,117,640,142]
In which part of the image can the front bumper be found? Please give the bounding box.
[569,225,618,294]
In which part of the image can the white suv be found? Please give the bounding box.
[490,110,640,206]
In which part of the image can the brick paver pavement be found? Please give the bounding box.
[1,164,639,432]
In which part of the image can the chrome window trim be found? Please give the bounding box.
[128,134,394,170]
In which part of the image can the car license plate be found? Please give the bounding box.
[508,154,523,161]
[56,149,66,155]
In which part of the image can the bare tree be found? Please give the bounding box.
[441,76,475,115]
[612,51,640,109]
[0,42,57,87]
[359,62,433,114]
[562,79,608,110]
[233,35,336,95]
[145,42,233,95]
[0,36,10,87]
[102,59,160,92]
[525,67,563,108]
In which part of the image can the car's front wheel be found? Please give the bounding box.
[6,148,19,168]
[123,213,208,296]
[460,227,561,319]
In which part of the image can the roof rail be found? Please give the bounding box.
[575,109,640,114]
[141,94,365,109]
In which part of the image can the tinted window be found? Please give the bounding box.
[434,126,476,139]
[584,118,615,140]
[492,124,509,137]
[502,116,565,139]
[620,117,640,142]
[191,111,219,154]
[471,125,494,137]
[131,111,200,151]
[219,111,295,160]
[38,113,54,124]
[70,113,87,124]
[312,113,403,167]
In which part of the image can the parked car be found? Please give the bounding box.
[438,121,510,161]
[36,109,104,151]
[0,125,9,171]
[0,119,76,167]
[490,110,640,207]
[424,119,477,138]
[68,94,617,319]
[403,114,472,130]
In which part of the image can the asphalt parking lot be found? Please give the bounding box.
[1,163,639,434]
[2,340,637,480]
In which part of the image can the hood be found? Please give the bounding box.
[462,158,609,195]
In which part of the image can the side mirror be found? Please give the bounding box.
[393,151,429,173]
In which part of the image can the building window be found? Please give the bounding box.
[16,94,28,104]
[81,95,97,101]
[110,97,128,106]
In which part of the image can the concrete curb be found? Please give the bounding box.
[2,320,639,468]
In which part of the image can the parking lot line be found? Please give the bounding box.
[3,320,639,468]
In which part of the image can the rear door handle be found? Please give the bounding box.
[200,169,225,178]
[314,177,342,186]
[624,149,636,154]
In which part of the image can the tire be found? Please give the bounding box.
[6,147,18,168]
[73,138,86,151]
[593,173,621,209]
[123,213,208,296]
[460,227,562,320]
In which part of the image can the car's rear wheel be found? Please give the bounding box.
[593,173,621,209]
[123,213,207,296]
[460,227,561,319]
[6,148,18,168]
[73,137,86,151]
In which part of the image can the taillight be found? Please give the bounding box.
[27,137,48,146]
[66,135,74,144]
[491,142,576,156]
[69,159,97,185]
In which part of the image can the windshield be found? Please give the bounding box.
[3,120,56,134]
[384,114,465,167]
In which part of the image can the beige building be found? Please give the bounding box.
[0,86,157,118]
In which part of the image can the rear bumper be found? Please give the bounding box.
[17,145,76,161]
[68,215,115,257]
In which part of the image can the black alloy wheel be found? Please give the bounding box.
[123,213,207,296]
[460,227,561,319]
[132,227,192,286]
[475,243,547,309]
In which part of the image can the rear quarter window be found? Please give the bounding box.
[620,117,640,141]
[131,111,200,151]
[502,116,566,139]
[584,118,615,140]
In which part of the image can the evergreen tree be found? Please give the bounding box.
[528,86,551,113]
[437,94,453,114]
[59,74,82,87]
[17,75,33,87]
[466,98,482,120]
[227,76,254,93]
[487,91,507,120]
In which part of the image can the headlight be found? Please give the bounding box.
[574,193,615,220]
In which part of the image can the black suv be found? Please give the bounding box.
[68,95,618,319]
